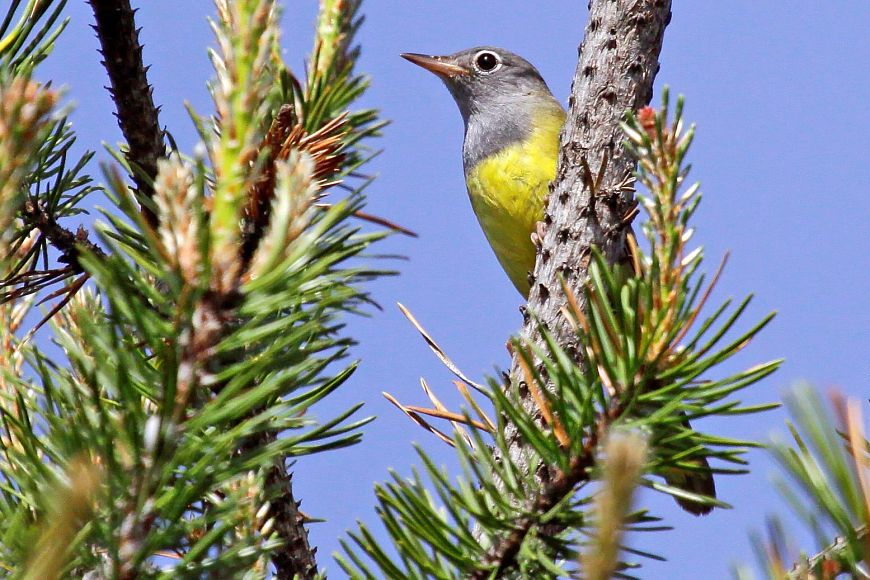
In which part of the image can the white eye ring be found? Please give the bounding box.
[473,50,502,74]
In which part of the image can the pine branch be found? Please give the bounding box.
[20,198,105,271]
[502,0,672,500]
[87,0,165,228]
[0,75,99,310]
[788,527,869,579]
[1,0,388,576]
[479,1,672,572]
[472,411,606,579]
[753,387,870,579]
[241,433,318,578]
[344,96,778,577]
[201,0,384,573]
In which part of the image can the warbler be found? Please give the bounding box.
[403,46,716,516]
[402,47,563,296]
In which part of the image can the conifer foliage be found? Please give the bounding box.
[0,0,386,576]
[0,1,862,579]
[342,90,781,579]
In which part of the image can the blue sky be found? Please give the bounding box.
[36,1,869,577]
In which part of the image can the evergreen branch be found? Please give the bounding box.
[502,0,672,500]
[345,93,778,577]
[581,432,648,580]
[741,387,870,579]
[87,0,165,228]
[3,153,102,310]
[0,76,99,318]
[237,0,395,275]
[283,0,385,180]
[18,148,383,576]
[0,0,101,303]
[2,0,388,576]
[199,0,386,572]
[205,10,358,575]
[787,527,869,580]
[472,411,606,579]
[19,197,104,272]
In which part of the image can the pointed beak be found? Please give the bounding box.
[401,53,469,79]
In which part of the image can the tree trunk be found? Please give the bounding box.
[504,0,672,480]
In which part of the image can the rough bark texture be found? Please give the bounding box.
[21,199,105,270]
[505,0,672,499]
[88,0,165,227]
[267,464,318,579]
[241,430,319,579]
[478,3,672,569]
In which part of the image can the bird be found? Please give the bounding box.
[401,47,564,297]
[403,46,716,516]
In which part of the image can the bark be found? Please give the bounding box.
[526,0,670,359]
[88,0,165,227]
[21,199,105,271]
[266,463,318,578]
[488,0,672,563]
[239,429,319,579]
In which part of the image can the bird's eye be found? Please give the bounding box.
[474,51,500,73]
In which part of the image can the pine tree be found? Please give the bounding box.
[1,0,390,576]
[0,1,865,579]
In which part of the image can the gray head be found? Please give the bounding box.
[401,46,558,125]
[402,47,563,170]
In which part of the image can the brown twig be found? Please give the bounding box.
[4,201,105,326]
[20,198,105,272]
[88,0,165,228]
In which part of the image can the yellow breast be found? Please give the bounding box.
[464,109,564,296]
